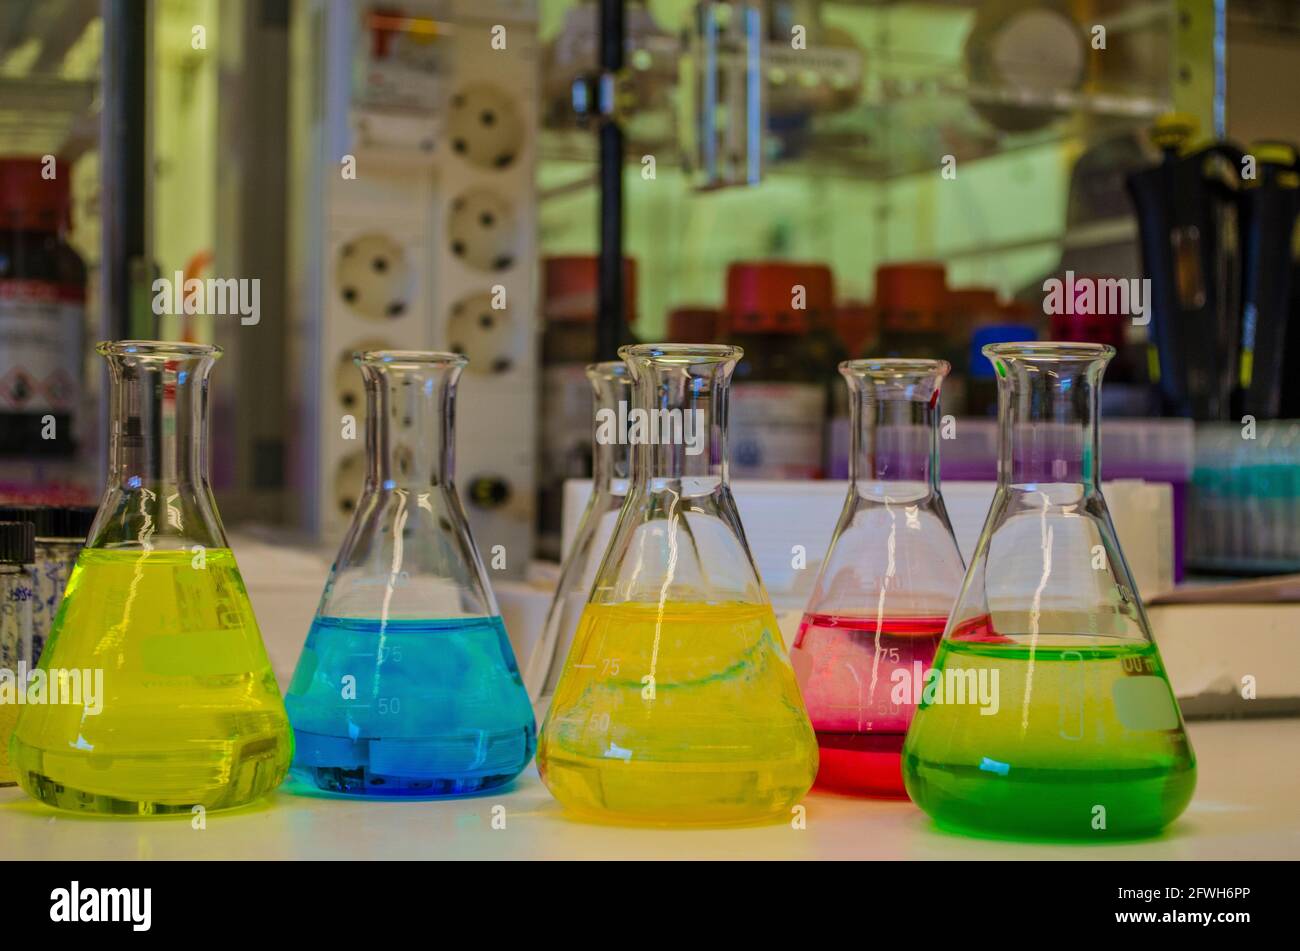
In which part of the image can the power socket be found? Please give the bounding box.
[447,291,518,375]
[449,83,524,170]
[447,189,518,272]
[336,233,414,320]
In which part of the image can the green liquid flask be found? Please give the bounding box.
[9,341,292,815]
[902,342,1196,839]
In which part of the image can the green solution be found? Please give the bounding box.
[10,548,293,814]
[901,637,1196,840]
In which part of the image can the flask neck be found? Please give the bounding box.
[991,346,1110,489]
[104,344,217,494]
[360,354,463,491]
[589,362,632,495]
[844,361,947,500]
[623,347,738,488]
[95,341,226,550]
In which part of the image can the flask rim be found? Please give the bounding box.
[586,360,631,381]
[981,341,1115,362]
[96,340,223,359]
[840,358,950,378]
[619,342,744,364]
[355,349,468,369]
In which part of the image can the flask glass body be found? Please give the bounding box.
[10,342,292,815]
[537,344,817,826]
[792,360,965,797]
[285,351,535,798]
[901,343,1196,839]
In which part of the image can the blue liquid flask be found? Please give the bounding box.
[286,351,535,797]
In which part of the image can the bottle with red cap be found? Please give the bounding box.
[724,262,840,479]
[0,157,85,458]
[833,301,878,359]
[875,262,948,360]
[666,306,721,344]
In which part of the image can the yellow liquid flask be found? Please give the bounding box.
[0,522,36,785]
[522,361,631,705]
[538,344,818,825]
[901,343,1196,839]
[10,342,292,815]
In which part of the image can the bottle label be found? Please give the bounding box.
[0,279,82,414]
[731,382,825,479]
[31,550,78,665]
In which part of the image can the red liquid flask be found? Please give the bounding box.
[791,360,965,797]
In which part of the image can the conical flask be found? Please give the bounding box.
[902,342,1196,839]
[10,341,292,814]
[523,361,631,704]
[285,351,535,797]
[791,359,965,797]
[538,344,818,825]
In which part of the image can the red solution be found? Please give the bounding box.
[791,613,946,797]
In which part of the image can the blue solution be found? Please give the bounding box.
[285,615,536,797]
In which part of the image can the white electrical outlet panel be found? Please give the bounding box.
[292,0,538,577]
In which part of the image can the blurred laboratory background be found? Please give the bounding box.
[2,0,1299,593]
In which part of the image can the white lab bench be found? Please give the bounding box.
[1,718,1297,860]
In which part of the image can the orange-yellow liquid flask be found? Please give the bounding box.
[538,344,817,825]
[9,342,291,815]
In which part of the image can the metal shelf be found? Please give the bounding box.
[0,76,97,155]
[539,0,1174,181]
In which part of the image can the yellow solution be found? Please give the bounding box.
[538,600,817,825]
[9,548,292,815]
[0,704,16,785]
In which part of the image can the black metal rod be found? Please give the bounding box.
[102,0,148,341]
[597,122,625,359]
[596,0,626,360]
[599,0,624,72]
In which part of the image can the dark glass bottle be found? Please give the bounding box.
[0,158,85,457]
